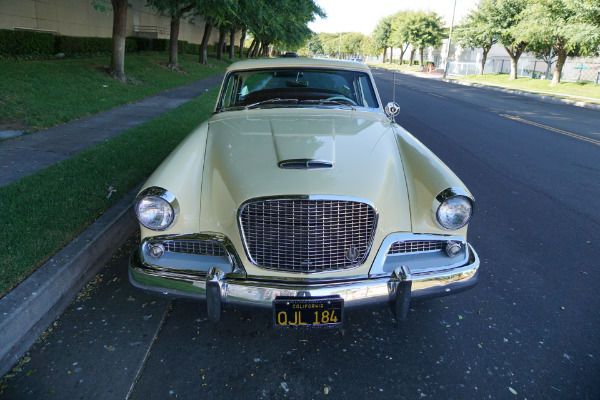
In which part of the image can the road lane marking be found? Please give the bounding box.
[499,114,600,146]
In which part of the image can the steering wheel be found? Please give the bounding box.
[325,96,357,106]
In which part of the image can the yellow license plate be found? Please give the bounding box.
[273,297,343,329]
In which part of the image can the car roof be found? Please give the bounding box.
[226,57,371,73]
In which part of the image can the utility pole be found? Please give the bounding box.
[442,0,457,80]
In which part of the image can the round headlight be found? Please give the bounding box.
[135,195,175,231]
[436,196,473,230]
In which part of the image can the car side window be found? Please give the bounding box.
[357,76,378,108]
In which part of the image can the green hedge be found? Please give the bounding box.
[126,37,169,52]
[55,36,137,54]
[0,29,55,55]
[0,29,212,57]
[128,36,150,51]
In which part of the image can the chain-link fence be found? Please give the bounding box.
[447,57,600,83]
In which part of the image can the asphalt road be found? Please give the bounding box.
[2,71,599,400]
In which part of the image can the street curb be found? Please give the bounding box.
[0,185,140,377]
[445,78,600,111]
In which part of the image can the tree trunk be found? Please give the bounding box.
[419,48,424,66]
[509,57,518,80]
[199,20,213,65]
[252,41,261,57]
[480,45,491,75]
[167,4,193,70]
[389,47,393,63]
[238,27,246,59]
[168,17,180,69]
[551,46,567,86]
[409,49,415,65]
[217,29,226,61]
[382,48,387,63]
[398,44,408,65]
[109,0,127,82]
[246,39,256,58]
[229,28,236,60]
[260,42,268,57]
[504,42,526,80]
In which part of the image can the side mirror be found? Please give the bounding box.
[385,102,400,122]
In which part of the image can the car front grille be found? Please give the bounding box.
[387,240,445,255]
[162,240,226,257]
[239,198,377,272]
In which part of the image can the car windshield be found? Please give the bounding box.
[217,68,379,111]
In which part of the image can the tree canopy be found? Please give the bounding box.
[454,0,500,75]
[514,0,600,85]
[244,0,325,55]
[372,16,393,61]
[405,11,445,66]
[93,0,324,78]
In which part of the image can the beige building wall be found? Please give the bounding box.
[0,0,229,45]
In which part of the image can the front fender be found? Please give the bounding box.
[394,126,473,237]
[138,122,209,240]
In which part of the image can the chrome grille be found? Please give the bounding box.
[388,240,445,255]
[162,240,226,257]
[240,198,377,272]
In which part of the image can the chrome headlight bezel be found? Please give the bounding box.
[134,187,179,231]
[431,187,474,231]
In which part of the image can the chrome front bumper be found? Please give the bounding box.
[129,244,480,322]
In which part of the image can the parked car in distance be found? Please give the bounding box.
[280,52,299,57]
[130,58,479,329]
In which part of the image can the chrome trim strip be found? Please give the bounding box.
[140,233,246,277]
[278,159,334,170]
[368,232,466,277]
[237,195,379,274]
[410,245,479,299]
[130,243,479,308]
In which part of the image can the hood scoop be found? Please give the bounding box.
[278,159,334,170]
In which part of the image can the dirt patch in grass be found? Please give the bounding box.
[0,119,32,132]
[149,58,189,74]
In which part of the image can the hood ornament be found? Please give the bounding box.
[385,102,400,123]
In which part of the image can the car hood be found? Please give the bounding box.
[199,109,412,234]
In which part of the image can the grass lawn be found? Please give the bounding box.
[0,53,233,131]
[0,87,220,297]
[0,52,238,296]
[449,74,600,103]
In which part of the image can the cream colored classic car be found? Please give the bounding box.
[130,58,479,328]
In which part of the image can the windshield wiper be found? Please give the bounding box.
[244,98,298,110]
[301,99,356,111]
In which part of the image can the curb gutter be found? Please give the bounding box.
[0,186,140,377]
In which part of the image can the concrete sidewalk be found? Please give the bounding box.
[0,74,223,378]
[0,74,223,186]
